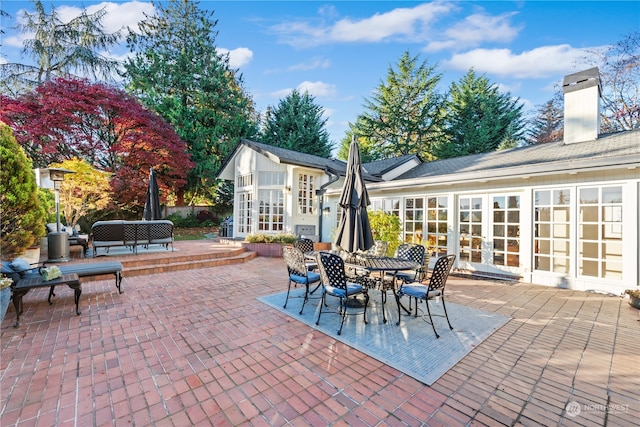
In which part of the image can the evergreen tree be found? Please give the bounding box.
[0,123,47,260]
[436,69,525,159]
[336,124,377,163]
[526,97,564,144]
[355,51,445,161]
[124,0,258,204]
[260,90,332,157]
[0,0,120,96]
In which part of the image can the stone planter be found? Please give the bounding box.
[313,242,332,251]
[241,242,288,257]
[23,246,41,264]
[0,281,12,323]
[628,295,640,310]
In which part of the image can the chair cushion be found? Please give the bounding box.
[58,262,123,277]
[400,283,428,298]
[290,271,320,285]
[326,282,363,297]
[401,283,442,299]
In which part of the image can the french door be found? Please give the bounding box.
[457,194,521,274]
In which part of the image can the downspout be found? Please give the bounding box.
[316,168,340,242]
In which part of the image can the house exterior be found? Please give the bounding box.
[217,68,640,295]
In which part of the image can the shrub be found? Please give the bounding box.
[368,210,403,256]
[167,212,199,228]
[196,210,215,225]
[245,233,297,244]
[0,123,47,260]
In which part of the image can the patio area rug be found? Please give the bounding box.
[258,288,510,385]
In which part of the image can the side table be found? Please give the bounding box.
[11,273,81,327]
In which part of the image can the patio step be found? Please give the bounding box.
[56,244,258,282]
[122,249,257,278]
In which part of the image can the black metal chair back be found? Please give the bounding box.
[282,246,321,314]
[396,243,426,264]
[428,254,456,293]
[367,240,389,257]
[283,246,307,278]
[392,243,426,283]
[316,251,369,335]
[318,251,348,291]
[395,254,456,338]
[293,238,314,254]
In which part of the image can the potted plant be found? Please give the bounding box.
[624,289,640,309]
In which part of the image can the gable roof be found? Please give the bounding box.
[217,139,382,181]
[391,129,640,185]
[362,154,421,177]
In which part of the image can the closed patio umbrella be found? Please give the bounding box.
[143,168,162,220]
[334,136,374,253]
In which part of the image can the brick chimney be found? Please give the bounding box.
[562,67,601,144]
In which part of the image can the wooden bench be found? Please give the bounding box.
[11,273,81,327]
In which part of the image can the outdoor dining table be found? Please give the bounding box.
[342,254,420,323]
[307,251,420,323]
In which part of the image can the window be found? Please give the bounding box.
[258,190,284,232]
[372,198,400,216]
[236,173,253,188]
[237,192,252,234]
[298,174,316,215]
[492,195,520,267]
[459,197,483,263]
[404,197,424,243]
[534,189,571,273]
[258,171,285,186]
[578,186,622,279]
[426,196,448,258]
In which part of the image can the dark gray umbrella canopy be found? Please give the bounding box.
[143,168,162,220]
[334,137,374,253]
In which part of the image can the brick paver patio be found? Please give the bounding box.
[1,243,638,426]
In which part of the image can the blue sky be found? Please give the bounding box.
[1,1,638,149]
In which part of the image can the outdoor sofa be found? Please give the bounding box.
[91,220,174,256]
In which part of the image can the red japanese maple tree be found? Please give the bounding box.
[1,78,193,207]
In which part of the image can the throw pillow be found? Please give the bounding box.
[10,258,32,272]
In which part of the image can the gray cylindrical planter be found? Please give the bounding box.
[0,285,11,323]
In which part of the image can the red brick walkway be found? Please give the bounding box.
[1,245,638,426]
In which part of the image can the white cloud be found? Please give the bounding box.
[269,81,337,101]
[3,34,25,49]
[270,88,293,99]
[270,2,454,47]
[296,81,337,97]
[218,47,254,68]
[443,44,594,79]
[288,57,331,71]
[424,11,522,52]
[58,1,154,34]
[8,1,154,48]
